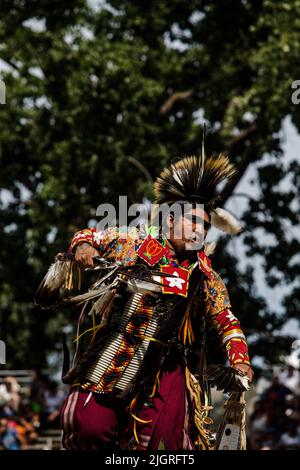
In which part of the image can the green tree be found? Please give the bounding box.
[0,0,299,371]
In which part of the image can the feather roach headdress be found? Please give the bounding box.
[154,153,235,208]
[153,142,242,234]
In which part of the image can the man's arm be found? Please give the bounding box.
[74,242,99,268]
[210,308,253,380]
[204,271,254,382]
[70,228,98,251]
[70,228,102,268]
[70,226,141,268]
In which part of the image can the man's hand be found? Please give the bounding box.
[75,242,99,268]
[233,363,254,383]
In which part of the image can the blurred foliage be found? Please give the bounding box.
[0,0,299,371]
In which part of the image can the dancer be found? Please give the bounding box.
[36,152,253,450]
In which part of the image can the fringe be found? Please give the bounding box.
[184,366,214,450]
[215,391,247,450]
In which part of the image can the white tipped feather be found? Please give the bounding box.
[204,241,217,256]
[211,208,243,235]
[35,258,79,307]
[172,168,187,187]
[41,260,70,291]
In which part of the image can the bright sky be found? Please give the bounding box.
[217,116,300,340]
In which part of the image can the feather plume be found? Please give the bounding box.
[211,208,243,234]
[204,241,217,256]
[205,364,250,393]
[59,285,113,308]
[35,253,81,308]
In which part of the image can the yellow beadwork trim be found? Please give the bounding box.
[129,395,152,445]
[73,323,104,343]
[222,328,243,338]
[149,369,161,398]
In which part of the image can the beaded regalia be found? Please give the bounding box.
[35,148,251,451]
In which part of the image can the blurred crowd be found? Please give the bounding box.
[1,366,300,450]
[0,371,67,450]
[248,365,300,449]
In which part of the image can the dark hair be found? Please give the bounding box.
[170,200,211,221]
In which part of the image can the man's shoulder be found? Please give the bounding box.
[203,263,227,290]
[197,248,219,283]
[93,226,143,244]
[203,261,231,315]
[93,226,144,264]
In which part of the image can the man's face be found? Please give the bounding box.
[167,207,211,253]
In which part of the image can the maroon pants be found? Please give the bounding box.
[61,366,193,450]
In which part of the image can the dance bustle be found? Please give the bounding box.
[34,253,81,308]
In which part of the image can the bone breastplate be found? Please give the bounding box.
[81,287,167,395]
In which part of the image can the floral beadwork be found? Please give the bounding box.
[70,226,140,266]
[203,270,231,317]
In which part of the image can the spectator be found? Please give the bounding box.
[0,415,21,450]
[41,380,66,429]
[279,365,300,395]
[29,369,47,415]
[18,404,40,446]
[264,375,293,405]
[0,371,65,450]
[249,400,269,449]
[0,382,11,407]
[278,421,300,449]
[0,376,20,413]
[248,371,299,449]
